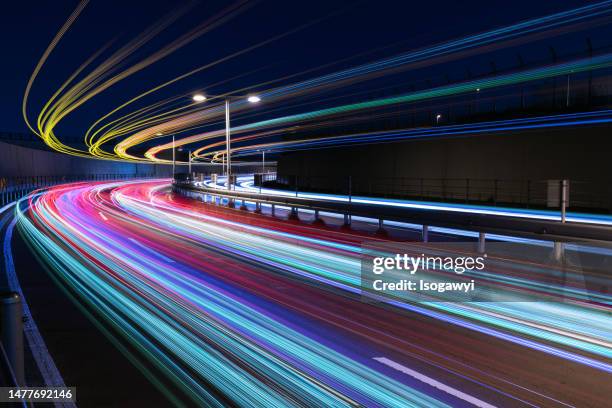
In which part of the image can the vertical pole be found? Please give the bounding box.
[553,242,565,263]
[1,292,24,386]
[478,232,486,254]
[225,98,231,191]
[188,150,192,175]
[172,135,175,177]
[422,225,429,242]
[260,151,265,194]
[561,179,568,223]
[376,218,385,235]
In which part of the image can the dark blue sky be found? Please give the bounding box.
[1,0,597,137]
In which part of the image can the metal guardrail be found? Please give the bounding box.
[174,181,612,244]
[0,174,159,207]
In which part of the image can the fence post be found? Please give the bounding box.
[0,292,24,386]
[478,232,486,254]
[560,179,569,223]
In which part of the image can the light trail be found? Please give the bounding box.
[204,174,612,227]
[22,1,612,164]
[15,180,612,407]
[177,53,612,163]
[203,109,612,162]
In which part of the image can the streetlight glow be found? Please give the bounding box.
[192,94,207,102]
[247,95,261,103]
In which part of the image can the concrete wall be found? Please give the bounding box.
[0,141,171,177]
[277,124,612,211]
[278,125,609,180]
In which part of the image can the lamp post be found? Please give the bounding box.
[172,134,175,176]
[193,93,261,190]
[188,149,192,175]
[261,150,265,174]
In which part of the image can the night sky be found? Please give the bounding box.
[1,0,597,137]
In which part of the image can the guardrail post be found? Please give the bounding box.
[478,232,486,253]
[0,292,24,386]
[289,207,299,220]
[375,218,387,236]
[240,200,248,211]
[553,242,565,263]
[271,203,275,216]
[560,179,569,223]
[422,225,429,242]
[254,202,261,213]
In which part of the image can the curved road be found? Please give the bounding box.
[13,180,612,407]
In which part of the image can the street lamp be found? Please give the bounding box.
[192,93,261,190]
[436,114,442,125]
[192,94,207,102]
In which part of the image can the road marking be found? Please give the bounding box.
[373,357,497,408]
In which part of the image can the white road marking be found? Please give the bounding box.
[373,357,497,408]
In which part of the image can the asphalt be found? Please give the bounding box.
[7,223,186,407]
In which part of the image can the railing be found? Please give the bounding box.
[174,180,612,244]
[258,174,611,214]
[0,174,159,207]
